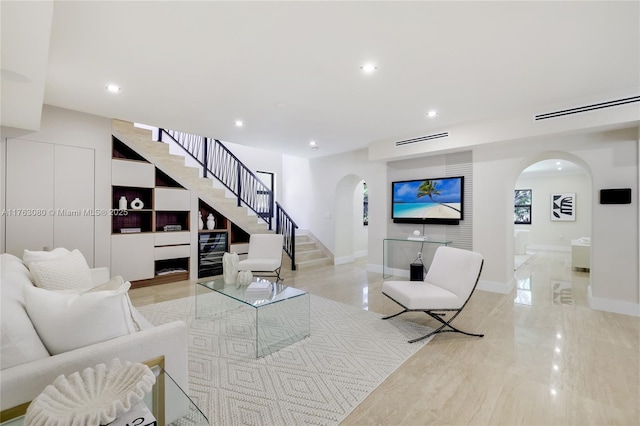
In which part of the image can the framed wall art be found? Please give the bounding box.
[514,189,532,224]
[551,193,575,221]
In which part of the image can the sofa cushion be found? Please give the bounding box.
[28,249,93,291]
[24,279,139,355]
[0,254,50,369]
[22,247,70,267]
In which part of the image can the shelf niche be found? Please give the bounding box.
[112,186,153,233]
[112,136,147,162]
[198,199,227,231]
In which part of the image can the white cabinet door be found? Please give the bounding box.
[112,160,154,187]
[154,188,190,211]
[54,145,95,265]
[5,140,55,256]
[111,234,154,281]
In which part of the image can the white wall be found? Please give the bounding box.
[353,180,368,258]
[474,128,638,312]
[515,172,592,250]
[288,149,386,269]
[1,105,112,267]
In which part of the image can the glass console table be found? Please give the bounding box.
[196,278,310,358]
[0,357,208,426]
[383,237,452,279]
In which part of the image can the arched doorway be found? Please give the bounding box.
[512,154,593,305]
[334,174,369,264]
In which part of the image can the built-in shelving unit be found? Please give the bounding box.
[111,137,191,287]
[111,136,255,285]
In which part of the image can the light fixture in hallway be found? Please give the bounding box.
[360,62,377,74]
[426,110,438,118]
[309,140,318,151]
[105,84,121,93]
[234,120,244,127]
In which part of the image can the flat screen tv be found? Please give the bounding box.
[392,176,464,225]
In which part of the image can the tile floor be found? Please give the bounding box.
[129,251,640,425]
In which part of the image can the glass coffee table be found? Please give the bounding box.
[196,278,310,358]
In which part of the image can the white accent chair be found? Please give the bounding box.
[237,234,285,282]
[381,246,484,343]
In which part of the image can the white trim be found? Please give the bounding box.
[354,250,368,259]
[334,255,356,265]
[588,286,640,317]
[526,244,570,253]
[477,277,515,294]
[366,263,383,274]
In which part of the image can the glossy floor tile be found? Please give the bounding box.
[129,251,640,425]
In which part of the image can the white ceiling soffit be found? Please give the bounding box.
[0,1,54,131]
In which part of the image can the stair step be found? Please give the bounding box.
[295,249,326,262]
[296,257,333,270]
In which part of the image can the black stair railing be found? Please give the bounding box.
[276,202,298,271]
[158,128,298,269]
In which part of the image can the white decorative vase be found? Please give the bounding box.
[206,214,215,230]
[118,196,127,210]
[222,252,239,284]
[237,270,253,286]
[130,197,144,210]
[198,213,204,230]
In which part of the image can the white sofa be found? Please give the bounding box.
[0,252,189,416]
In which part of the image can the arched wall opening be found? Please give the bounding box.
[334,174,369,265]
[511,152,593,293]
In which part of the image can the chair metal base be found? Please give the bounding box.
[382,293,484,343]
[248,267,282,283]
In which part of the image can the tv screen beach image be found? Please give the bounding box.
[393,178,462,219]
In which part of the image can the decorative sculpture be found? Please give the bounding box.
[222,252,239,284]
[237,270,253,286]
[24,358,155,426]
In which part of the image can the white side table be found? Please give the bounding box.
[571,239,590,271]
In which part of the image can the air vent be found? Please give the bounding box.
[395,132,449,147]
[534,95,640,121]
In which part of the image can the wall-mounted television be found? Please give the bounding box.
[391,176,464,225]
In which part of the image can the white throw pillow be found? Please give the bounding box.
[22,247,70,267]
[23,279,138,355]
[28,249,93,291]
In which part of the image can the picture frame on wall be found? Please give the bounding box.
[514,189,532,224]
[551,193,575,221]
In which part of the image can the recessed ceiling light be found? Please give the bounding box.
[234,120,244,127]
[105,84,121,93]
[555,161,561,166]
[557,167,562,171]
[427,110,438,118]
[309,140,317,146]
[360,63,377,74]
[309,140,319,150]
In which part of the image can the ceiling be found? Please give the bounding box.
[520,159,586,179]
[2,1,639,158]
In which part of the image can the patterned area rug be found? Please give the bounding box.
[138,294,433,425]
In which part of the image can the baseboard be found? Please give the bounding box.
[588,286,640,317]
[526,244,570,253]
[334,255,355,265]
[354,250,368,259]
[366,263,383,274]
[477,278,515,294]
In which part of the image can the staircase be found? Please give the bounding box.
[112,120,333,270]
[294,232,333,270]
[112,120,270,235]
